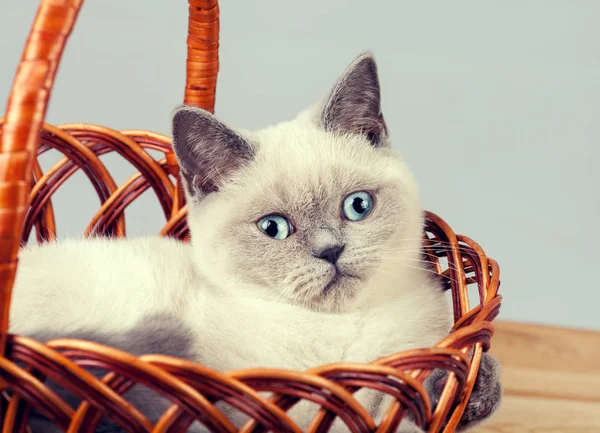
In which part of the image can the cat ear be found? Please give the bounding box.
[171,105,255,199]
[322,52,388,146]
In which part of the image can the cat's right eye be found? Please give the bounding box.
[257,215,292,240]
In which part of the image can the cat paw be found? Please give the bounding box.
[426,353,502,431]
[458,353,502,430]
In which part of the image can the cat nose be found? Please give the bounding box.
[314,245,345,265]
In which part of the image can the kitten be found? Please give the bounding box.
[9,53,501,432]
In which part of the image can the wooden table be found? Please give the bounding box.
[473,321,600,432]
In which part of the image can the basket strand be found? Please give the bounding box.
[0,0,84,354]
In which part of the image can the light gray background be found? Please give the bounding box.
[2,1,598,330]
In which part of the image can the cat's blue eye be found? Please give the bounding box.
[342,191,373,221]
[257,215,292,240]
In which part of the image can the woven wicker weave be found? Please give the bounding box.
[0,1,501,432]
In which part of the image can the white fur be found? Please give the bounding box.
[9,56,453,432]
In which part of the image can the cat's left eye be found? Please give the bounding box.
[342,191,373,221]
[257,215,292,240]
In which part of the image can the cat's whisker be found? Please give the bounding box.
[375,264,462,285]
[379,254,468,275]
[377,248,469,265]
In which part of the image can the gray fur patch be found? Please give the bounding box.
[425,353,502,431]
[23,313,198,433]
[171,105,255,199]
[322,52,388,146]
[456,353,502,431]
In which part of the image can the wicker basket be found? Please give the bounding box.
[0,1,501,432]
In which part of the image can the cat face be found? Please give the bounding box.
[172,53,424,313]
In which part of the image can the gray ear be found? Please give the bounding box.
[171,105,255,199]
[322,52,388,146]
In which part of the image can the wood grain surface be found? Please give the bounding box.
[472,321,600,433]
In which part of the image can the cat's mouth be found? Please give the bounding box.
[322,269,359,294]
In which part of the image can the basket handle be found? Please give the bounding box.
[0,0,220,353]
[185,0,220,109]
